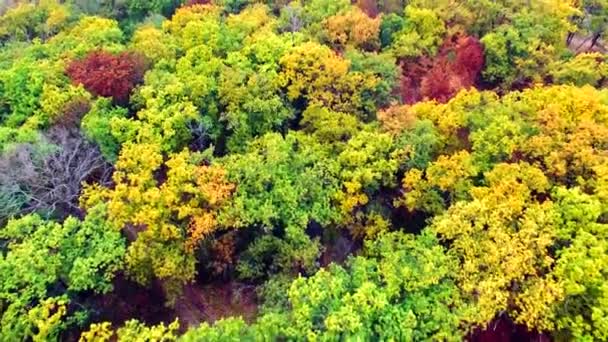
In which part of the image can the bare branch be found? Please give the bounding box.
[0,127,112,221]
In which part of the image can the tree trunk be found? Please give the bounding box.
[567,32,575,45]
[591,31,603,49]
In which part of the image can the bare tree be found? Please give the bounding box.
[0,127,112,221]
[281,3,304,34]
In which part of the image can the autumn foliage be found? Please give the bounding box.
[66,50,147,104]
[3,1,608,341]
[402,35,484,103]
[453,36,485,85]
[323,7,381,51]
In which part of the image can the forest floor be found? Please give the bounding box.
[85,276,257,333]
[173,282,258,330]
[568,34,607,54]
[468,315,551,342]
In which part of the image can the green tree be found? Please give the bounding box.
[480,3,575,88]
[219,31,294,152]
[345,49,399,110]
[288,232,469,340]
[80,98,129,162]
[391,6,445,59]
[0,204,125,340]
[549,52,608,87]
[380,13,405,48]
[220,132,340,280]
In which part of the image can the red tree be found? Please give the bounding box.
[400,57,432,104]
[420,61,463,103]
[453,36,484,86]
[66,51,147,104]
[402,35,484,104]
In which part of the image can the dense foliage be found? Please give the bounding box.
[1,0,608,341]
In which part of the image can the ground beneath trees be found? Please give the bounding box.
[468,316,551,342]
[173,282,258,330]
[568,34,607,54]
[70,276,258,337]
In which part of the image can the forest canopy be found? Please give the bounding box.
[1,0,608,341]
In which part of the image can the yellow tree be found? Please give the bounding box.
[161,3,222,52]
[278,41,378,118]
[129,25,177,64]
[429,162,560,326]
[81,143,234,303]
[397,150,478,214]
[322,7,381,51]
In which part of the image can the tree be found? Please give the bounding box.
[345,49,400,109]
[0,1,71,43]
[224,4,277,43]
[0,204,125,340]
[0,127,111,222]
[129,25,177,64]
[0,57,63,134]
[549,52,608,86]
[452,36,485,86]
[80,98,129,162]
[504,85,608,184]
[162,4,222,53]
[278,42,379,119]
[66,50,148,104]
[377,104,419,137]
[218,31,294,152]
[550,188,608,340]
[39,84,91,127]
[334,129,400,237]
[219,132,340,280]
[391,6,445,59]
[0,3,45,42]
[397,150,477,215]
[284,231,469,340]
[399,34,484,104]
[380,12,405,48]
[420,61,463,103]
[124,43,220,152]
[429,162,556,326]
[322,7,381,51]
[300,105,361,149]
[46,16,125,58]
[110,93,201,153]
[480,4,574,88]
[81,143,234,303]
